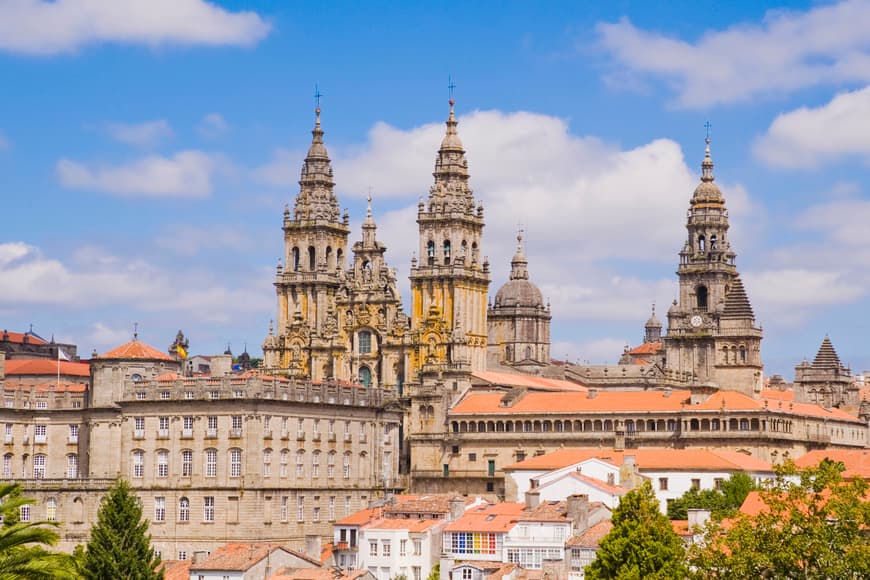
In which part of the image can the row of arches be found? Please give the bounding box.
[450,416,799,435]
[290,245,344,272]
[426,239,477,266]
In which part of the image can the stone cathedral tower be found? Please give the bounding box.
[664,135,763,396]
[262,107,351,379]
[408,99,490,380]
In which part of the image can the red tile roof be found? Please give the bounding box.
[451,389,689,415]
[472,371,587,392]
[99,340,174,361]
[444,502,526,533]
[0,331,47,345]
[795,449,870,479]
[367,518,443,532]
[192,543,315,571]
[2,381,87,393]
[158,560,191,580]
[626,342,662,356]
[566,520,613,547]
[335,507,380,526]
[695,390,860,422]
[4,359,89,377]
[503,447,772,472]
[271,568,371,580]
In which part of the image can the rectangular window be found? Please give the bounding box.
[714,477,724,491]
[209,391,220,400]
[132,451,144,478]
[154,497,165,522]
[328,453,335,478]
[413,539,422,556]
[297,496,305,522]
[184,391,194,400]
[134,417,145,438]
[156,450,169,478]
[182,450,193,477]
[33,454,45,479]
[281,496,288,522]
[412,567,421,580]
[343,453,351,479]
[230,450,242,478]
[68,424,79,443]
[179,499,190,522]
[359,332,371,354]
[369,542,377,557]
[659,477,669,491]
[4,423,11,443]
[160,391,170,400]
[182,416,194,437]
[136,391,146,400]
[345,496,351,517]
[296,451,305,478]
[203,497,215,522]
[382,541,391,557]
[207,416,218,437]
[400,539,407,557]
[3,454,11,478]
[34,424,47,443]
[263,449,271,477]
[488,459,496,477]
[231,416,242,437]
[312,452,320,477]
[36,400,47,410]
[178,551,187,561]
[328,496,335,521]
[45,499,57,522]
[691,478,701,490]
[19,505,30,522]
[206,450,217,477]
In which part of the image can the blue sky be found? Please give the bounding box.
[2,0,870,377]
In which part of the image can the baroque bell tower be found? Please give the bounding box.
[664,132,763,395]
[408,97,490,380]
[262,104,351,379]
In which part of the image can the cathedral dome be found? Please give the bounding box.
[493,233,545,309]
[494,278,545,309]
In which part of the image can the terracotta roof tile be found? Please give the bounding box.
[626,342,663,356]
[385,494,459,515]
[503,447,772,472]
[451,389,689,415]
[336,507,380,526]
[472,371,587,392]
[0,331,47,345]
[158,560,191,580]
[271,568,371,580]
[566,520,612,547]
[2,381,87,393]
[695,390,860,422]
[444,503,526,533]
[517,501,569,522]
[99,340,174,361]
[367,518,443,532]
[4,359,89,377]
[795,449,870,479]
[193,543,316,571]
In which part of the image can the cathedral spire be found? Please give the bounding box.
[429,94,474,212]
[361,190,378,247]
[294,102,340,223]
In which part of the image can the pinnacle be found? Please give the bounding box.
[720,276,755,320]
[812,336,844,370]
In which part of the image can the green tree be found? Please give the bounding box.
[586,481,687,579]
[83,480,163,580]
[425,564,439,580]
[688,459,870,579]
[668,472,755,520]
[0,482,80,579]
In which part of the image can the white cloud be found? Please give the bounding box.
[105,119,174,147]
[86,322,134,350]
[198,113,229,139]
[755,86,870,167]
[596,0,870,107]
[251,148,301,188]
[0,0,271,55]
[56,150,217,197]
[743,269,865,325]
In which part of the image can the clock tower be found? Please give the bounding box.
[664,134,763,396]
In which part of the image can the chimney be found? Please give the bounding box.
[448,497,465,522]
[192,550,208,565]
[566,494,589,533]
[619,455,637,489]
[587,388,597,399]
[663,387,672,397]
[687,508,710,529]
[541,557,568,580]
[525,490,540,510]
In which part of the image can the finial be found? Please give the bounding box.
[651,302,656,316]
[701,122,714,182]
[133,322,138,341]
[448,74,456,108]
[516,226,524,253]
[367,187,373,218]
[314,84,322,118]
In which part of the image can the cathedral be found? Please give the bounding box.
[259,99,868,497]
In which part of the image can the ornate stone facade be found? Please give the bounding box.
[664,137,763,396]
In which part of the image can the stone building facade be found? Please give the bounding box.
[0,338,403,558]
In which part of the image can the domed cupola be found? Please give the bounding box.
[487,231,551,368]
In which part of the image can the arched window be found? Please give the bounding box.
[31,453,45,479]
[296,450,305,478]
[326,246,333,270]
[73,497,85,522]
[358,331,372,354]
[292,247,300,271]
[131,450,144,478]
[505,345,513,361]
[443,240,451,264]
[427,241,435,265]
[156,449,169,478]
[336,248,344,269]
[67,454,78,479]
[525,346,532,360]
[308,246,316,271]
[181,449,193,477]
[263,449,272,477]
[697,285,708,310]
[739,346,746,363]
[709,235,717,250]
[698,235,706,252]
[359,366,372,387]
[45,498,57,522]
[229,449,242,478]
[178,497,190,522]
[280,449,289,477]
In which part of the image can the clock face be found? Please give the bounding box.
[690,315,703,328]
